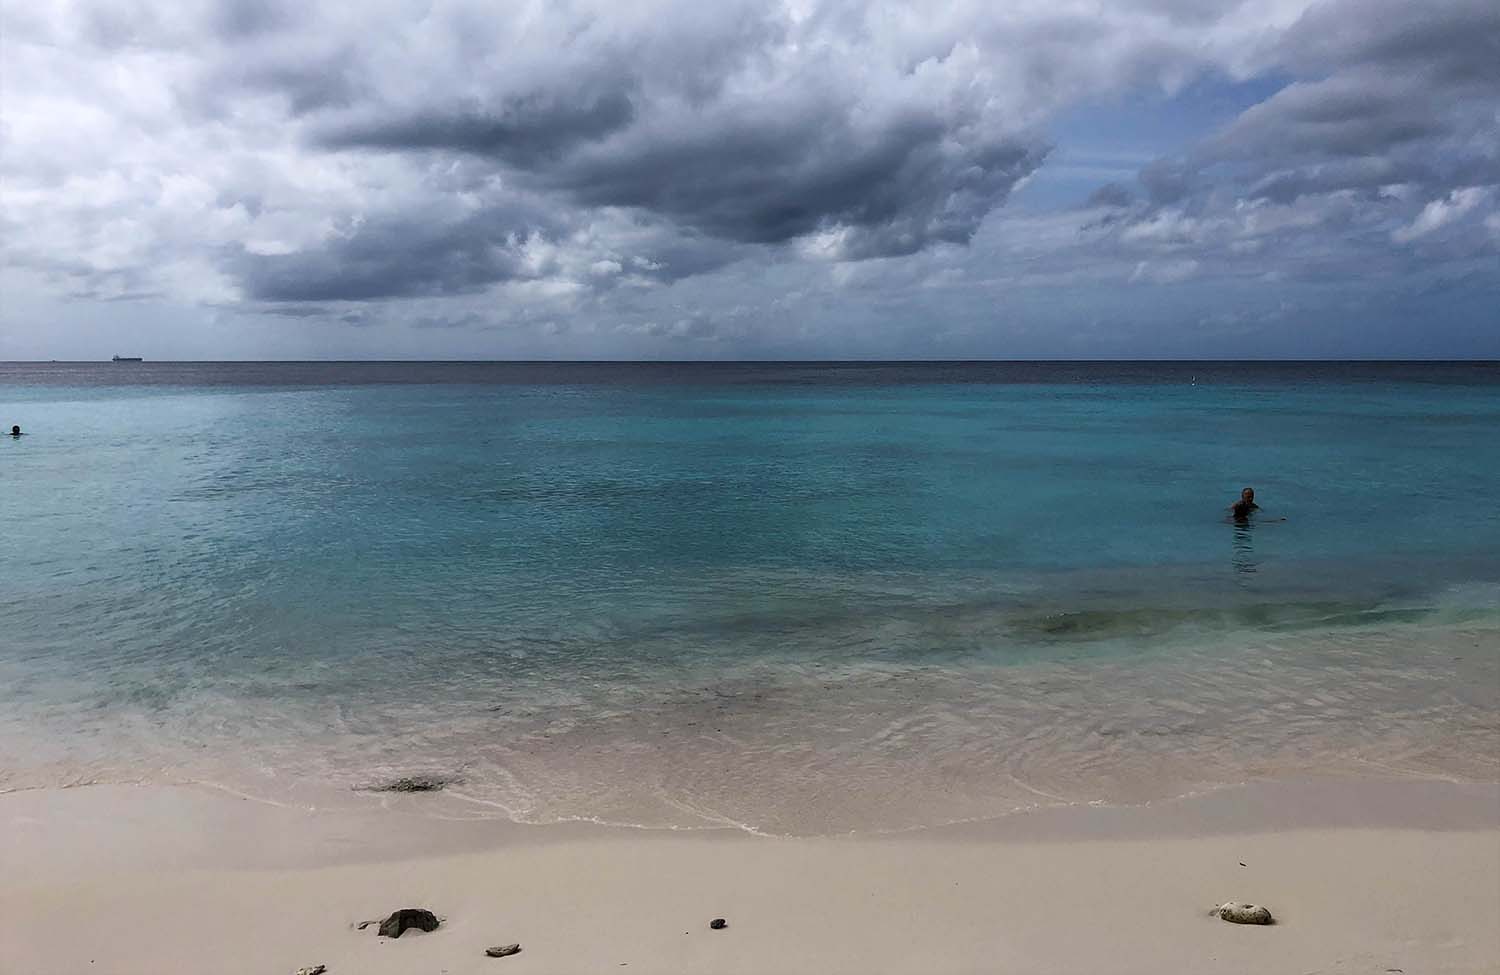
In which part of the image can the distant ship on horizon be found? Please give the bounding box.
[111,355,144,362]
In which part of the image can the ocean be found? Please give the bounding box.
[2,361,1497,834]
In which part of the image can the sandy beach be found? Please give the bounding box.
[4,778,1497,975]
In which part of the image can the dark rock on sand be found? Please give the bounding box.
[1212,901,1274,925]
[365,776,453,793]
[709,918,727,930]
[485,944,522,958]
[294,966,327,975]
[378,908,441,938]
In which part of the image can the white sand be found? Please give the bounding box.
[3,780,1497,974]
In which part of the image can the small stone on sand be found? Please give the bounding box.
[485,944,522,958]
[709,918,728,930]
[295,966,327,975]
[1212,901,1274,925]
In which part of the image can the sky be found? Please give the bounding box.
[1,0,1497,360]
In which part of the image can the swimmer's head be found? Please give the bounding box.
[9,425,18,436]
[1241,487,1254,502]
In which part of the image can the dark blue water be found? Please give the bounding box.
[3,362,1497,832]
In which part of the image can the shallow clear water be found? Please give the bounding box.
[2,362,1497,832]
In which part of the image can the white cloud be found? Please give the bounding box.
[1129,258,1200,284]
[1392,187,1491,243]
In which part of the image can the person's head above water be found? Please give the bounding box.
[9,425,19,436]
[1231,486,1259,519]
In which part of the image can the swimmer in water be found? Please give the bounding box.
[1230,486,1258,521]
[9,425,20,437]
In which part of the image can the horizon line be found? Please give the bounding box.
[4,357,1498,365]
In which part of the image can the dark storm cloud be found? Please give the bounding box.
[1138,159,1196,205]
[4,0,1497,358]
[320,90,640,166]
[230,187,732,303]
[1204,76,1447,161]
[211,0,303,39]
[312,42,1049,263]
[1085,183,1134,209]
[556,115,1047,256]
[1282,0,1500,84]
[190,0,1065,307]
[233,205,550,303]
[199,48,360,117]
[258,303,373,326]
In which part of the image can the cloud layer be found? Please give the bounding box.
[2,0,1496,356]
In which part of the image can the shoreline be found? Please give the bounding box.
[5,778,1497,974]
[5,614,1495,836]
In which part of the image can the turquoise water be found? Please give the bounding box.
[2,362,1497,832]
